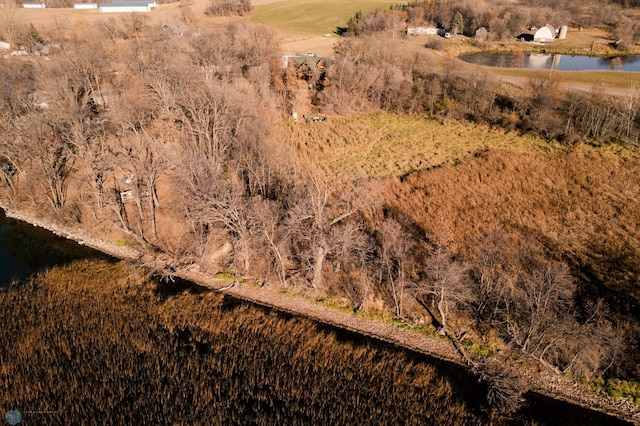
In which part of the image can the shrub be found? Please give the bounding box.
[205,0,252,16]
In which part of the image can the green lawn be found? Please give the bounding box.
[251,0,398,35]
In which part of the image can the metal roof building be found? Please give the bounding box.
[534,25,555,43]
[99,1,154,12]
[74,3,98,9]
[22,2,46,8]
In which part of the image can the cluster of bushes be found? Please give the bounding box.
[205,0,252,17]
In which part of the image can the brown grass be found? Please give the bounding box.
[383,145,640,302]
[0,259,488,424]
[279,112,555,179]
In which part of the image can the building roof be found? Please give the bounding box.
[283,55,329,70]
[101,1,150,6]
[534,25,555,41]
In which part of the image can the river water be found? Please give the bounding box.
[0,209,632,425]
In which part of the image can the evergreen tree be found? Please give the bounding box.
[451,11,464,35]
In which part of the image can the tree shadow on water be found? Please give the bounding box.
[0,210,114,287]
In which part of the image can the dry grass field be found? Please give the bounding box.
[383,145,640,301]
[250,0,398,35]
[278,113,555,179]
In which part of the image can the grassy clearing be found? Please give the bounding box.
[586,378,640,405]
[251,0,398,35]
[279,112,557,179]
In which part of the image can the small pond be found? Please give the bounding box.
[460,52,640,72]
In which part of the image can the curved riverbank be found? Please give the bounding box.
[1,203,639,424]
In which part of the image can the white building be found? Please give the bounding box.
[74,3,98,9]
[23,2,46,8]
[99,1,155,12]
[534,25,555,43]
[407,26,438,36]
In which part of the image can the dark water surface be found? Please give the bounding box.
[460,52,640,72]
[0,210,110,286]
[0,209,633,425]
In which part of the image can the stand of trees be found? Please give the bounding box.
[322,35,640,145]
[0,10,639,393]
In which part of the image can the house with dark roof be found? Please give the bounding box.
[281,54,330,81]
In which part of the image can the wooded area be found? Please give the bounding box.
[1,0,639,404]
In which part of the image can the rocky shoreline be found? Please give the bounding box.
[2,203,639,424]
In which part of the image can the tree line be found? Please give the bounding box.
[343,0,640,46]
[321,35,640,145]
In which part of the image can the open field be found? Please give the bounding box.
[383,144,640,300]
[251,0,400,55]
[279,113,557,179]
[251,0,397,35]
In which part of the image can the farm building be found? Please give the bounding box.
[475,27,488,42]
[22,2,46,8]
[74,2,98,8]
[558,25,568,39]
[534,25,555,42]
[407,26,438,36]
[99,1,155,12]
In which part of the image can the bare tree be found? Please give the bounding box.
[74,131,112,219]
[177,83,237,171]
[291,172,373,289]
[508,263,575,360]
[415,247,474,334]
[378,218,413,317]
[16,116,76,212]
[174,138,259,273]
[262,201,292,286]
[0,120,27,200]
[116,128,168,240]
[615,82,640,142]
